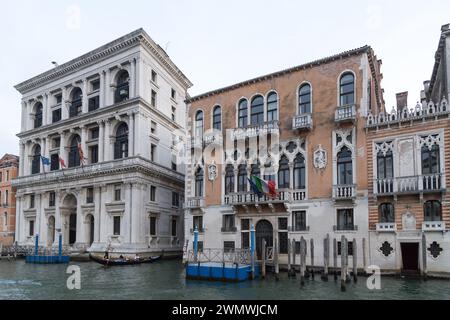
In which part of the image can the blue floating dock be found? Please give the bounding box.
[25,255,70,264]
[186,262,260,282]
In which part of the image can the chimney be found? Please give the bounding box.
[396,91,408,109]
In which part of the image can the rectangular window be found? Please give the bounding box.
[172,106,176,121]
[6,171,9,181]
[151,144,156,162]
[171,161,177,171]
[52,109,61,123]
[292,211,307,231]
[171,88,176,100]
[90,127,99,140]
[150,216,157,236]
[91,79,100,91]
[222,215,235,232]
[278,218,288,230]
[172,192,179,207]
[337,209,354,231]
[50,154,60,171]
[86,187,94,204]
[30,194,35,209]
[114,185,121,202]
[88,96,100,111]
[224,241,235,252]
[29,220,35,236]
[151,70,157,83]
[241,232,249,249]
[197,241,204,252]
[337,241,354,256]
[279,232,288,254]
[49,192,56,207]
[151,121,157,135]
[0,172,2,182]
[55,94,62,104]
[241,219,250,231]
[90,145,99,164]
[113,216,121,235]
[52,137,61,149]
[171,218,177,237]
[150,186,156,202]
[193,215,203,232]
[151,90,157,107]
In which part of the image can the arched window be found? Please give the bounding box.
[421,143,440,175]
[195,167,204,197]
[68,136,81,168]
[424,200,442,221]
[238,99,248,127]
[3,212,7,227]
[298,84,311,114]
[237,164,247,192]
[267,92,278,122]
[115,71,130,103]
[195,110,204,138]
[114,123,129,159]
[379,203,394,223]
[31,145,41,174]
[340,73,355,106]
[34,103,43,128]
[278,156,290,188]
[251,162,260,179]
[5,190,8,206]
[294,153,306,189]
[212,106,222,130]
[337,147,352,185]
[225,164,235,194]
[250,95,264,125]
[70,88,82,118]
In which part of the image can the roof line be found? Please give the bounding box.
[186,45,371,103]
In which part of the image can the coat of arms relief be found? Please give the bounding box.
[313,144,327,169]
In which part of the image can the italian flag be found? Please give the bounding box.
[250,176,277,198]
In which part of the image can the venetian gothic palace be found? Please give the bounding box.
[184,23,450,276]
[12,24,450,275]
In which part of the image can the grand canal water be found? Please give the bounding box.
[1,259,449,300]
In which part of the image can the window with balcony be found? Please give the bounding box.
[292,211,307,231]
[421,143,440,174]
[238,99,248,127]
[379,203,394,223]
[225,164,235,194]
[114,123,129,159]
[68,136,81,168]
[293,153,306,189]
[267,92,278,122]
[34,103,43,128]
[195,110,203,138]
[424,200,442,221]
[250,95,264,125]
[195,167,204,197]
[115,71,129,103]
[193,215,203,232]
[237,164,247,192]
[69,88,82,118]
[339,73,355,106]
[213,105,222,130]
[89,146,98,164]
[337,147,352,185]
[251,162,260,179]
[298,84,311,114]
[278,156,290,188]
[31,145,41,174]
[336,209,354,230]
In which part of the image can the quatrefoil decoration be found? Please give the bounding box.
[380,241,393,257]
[427,241,443,258]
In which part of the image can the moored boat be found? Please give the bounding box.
[89,254,161,266]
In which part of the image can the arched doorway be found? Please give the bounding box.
[62,194,77,246]
[256,220,273,260]
[47,216,55,247]
[86,214,94,246]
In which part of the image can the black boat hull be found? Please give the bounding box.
[89,254,161,266]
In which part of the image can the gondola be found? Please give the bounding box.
[89,254,161,266]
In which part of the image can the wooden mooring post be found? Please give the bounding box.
[310,238,315,280]
[322,234,329,281]
[261,239,266,279]
[299,237,306,286]
[287,239,292,278]
[352,238,357,283]
[362,237,367,275]
[333,238,338,281]
[340,235,347,292]
[289,239,296,278]
[422,233,427,280]
[274,238,279,281]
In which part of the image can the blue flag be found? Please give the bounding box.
[248,178,263,197]
[41,156,50,166]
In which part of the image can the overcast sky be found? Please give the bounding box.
[1,0,449,156]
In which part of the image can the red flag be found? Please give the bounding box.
[268,180,277,198]
[77,142,87,164]
[59,157,66,169]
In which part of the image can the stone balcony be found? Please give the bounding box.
[376,222,397,232]
[12,156,185,188]
[185,197,205,209]
[374,173,445,196]
[203,131,223,146]
[292,114,313,130]
[332,184,356,200]
[231,120,279,140]
[335,104,356,123]
[422,221,445,232]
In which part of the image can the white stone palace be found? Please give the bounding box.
[12,29,192,257]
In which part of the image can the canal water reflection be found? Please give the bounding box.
[0,259,449,300]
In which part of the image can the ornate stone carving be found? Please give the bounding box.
[402,211,416,230]
[380,241,393,257]
[427,241,443,258]
[375,141,394,156]
[208,162,217,182]
[419,134,441,151]
[313,144,327,169]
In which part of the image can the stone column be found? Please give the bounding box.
[133,111,141,156]
[40,138,46,174]
[81,125,88,164]
[104,120,111,161]
[82,79,89,114]
[54,191,62,246]
[21,101,27,132]
[130,183,142,243]
[38,193,47,246]
[130,59,136,98]
[98,120,104,162]
[27,100,33,131]
[75,189,85,246]
[94,185,101,243]
[19,142,25,176]
[234,168,238,193]
[124,183,133,243]
[99,184,108,243]
[135,57,142,98]
[61,87,68,120]
[43,94,49,126]
[99,71,105,108]
[59,131,67,167]
[128,112,135,156]
[104,69,111,106]
[289,163,294,189]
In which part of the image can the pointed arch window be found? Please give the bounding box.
[294,153,306,189]
[267,92,278,122]
[250,95,264,125]
[34,103,43,128]
[298,84,311,114]
[337,146,352,185]
[278,156,290,188]
[69,88,82,118]
[238,99,248,127]
[114,123,129,159]
[340,73,355,106]
[225,164,235,194]
[237,164,247,192]
[195,110,204,138]
[31,145,41,174]
[115,71,130,103]
[195,167,204,197]
[421,143,440,175]
[68,136,81,168]
[213,106,222,130]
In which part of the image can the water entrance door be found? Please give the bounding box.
[256,220,273,260]
[401,243,419,272]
